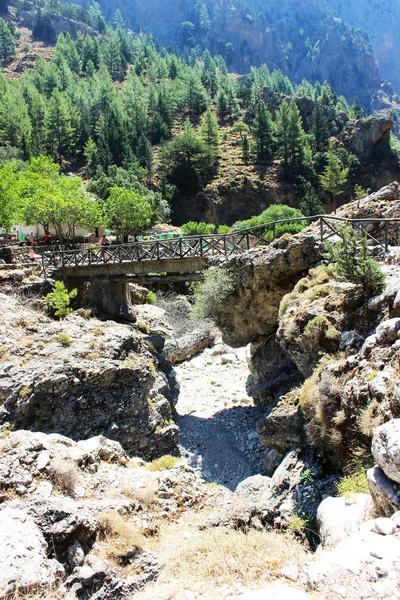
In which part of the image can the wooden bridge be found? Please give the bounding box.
[36,215,400,319]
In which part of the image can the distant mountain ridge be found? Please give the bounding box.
[71,0,387,104]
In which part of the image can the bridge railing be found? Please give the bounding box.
[39,215,400,271]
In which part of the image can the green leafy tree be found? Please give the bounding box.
[252,100,274,159]
[320,152,349,212]
[327,224,385,296]
[0,161,20,230]
[104,186,154,241]
[185,72,207,118]
[217,89,228,120]
[162,120,213,193]
[44,280,77,319]
[299,180,324,216]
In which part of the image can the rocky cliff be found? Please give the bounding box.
[75,0,381,104]
[211,182,400,470]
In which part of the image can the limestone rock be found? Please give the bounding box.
[375,318,400,346]
[367,466,400,517]
[372,419,400,483]
[0,506,64,597]
[317,494,374,548]
[235,474,271,504]
[0,294,178,459]
[256,398,304,455]
[134,304,173,336]
[213,233,322,348]
[163,328,216,363]
[246,337,302,404]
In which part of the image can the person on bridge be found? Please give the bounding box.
[100,233,111,261]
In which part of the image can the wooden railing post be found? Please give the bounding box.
[224,236,227,255]
[246,232,250,250]
[385,221,389,252]
[272,223,276,240]
[319,217,323,243]
[156,241,160,260]
[200,237,203,257]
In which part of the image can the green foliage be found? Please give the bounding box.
[148,455,179,471]
[275,99,307,169]
[181,221,215,235]
[217,225,231,234]
[145,290,157,304]
[104,186,154,240]
[192,267,236,319]
[0,17,16,64]
[320,152,349,211]
[336,470,369,498]
[231,204,306,237]
[45,281,77,319]
[161,120,213,194]
[200,108,219,158]
[252,100,274,159]
[326,224,386,296]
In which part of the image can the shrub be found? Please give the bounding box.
[145,290,157,304]
[44,281,77,319]
[231,204,306,237]
[138,321,150,334]
[326,224,385,296]
[57,332,72,345]
[50,458,80,496]
[192,267,236,319]
[217,225,231,234]
[97,510,144,563]
[336,470,370,498]
[181,221,215,235]
[148,455,179,471]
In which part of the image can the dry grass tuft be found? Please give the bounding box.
[358,399,385,438]
[97,510,145,564]
[160,528,309,589]
[120,481,158,508]
[148,455,180,471]
[50,457,80,496]
[7,585,65,599]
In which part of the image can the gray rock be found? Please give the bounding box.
[367,466,400,516]
[317,494,373,548]
[375,318,400,346]
[371,419,400,484]
[0,506,64,597]
[235,474,271,504]
[67,541,85,568]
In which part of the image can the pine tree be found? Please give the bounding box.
[0,17,15,64]
[252,100,274,159]
[287,99,307,166]
[275,100,291,167]
[45,89,74,164]
[242,133,250,162]
[137,133,153,172]
[352,96,364,119]
[185,72,207,118]
[310,104,330,153]
[217,89,228,120]
[320,152,349,212]
[200,108,219,158]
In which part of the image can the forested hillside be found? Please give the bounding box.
[0,0,398,233]
[68,0,380,105]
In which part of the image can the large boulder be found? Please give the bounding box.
[367,466,400,517]
[0,294,179,459]
[0,506,64,598]
[372,419,400,484]
[317,494,374,548]
[213,233,321,348]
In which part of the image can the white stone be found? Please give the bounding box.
[372,419,400,484]
[372,517,396,536]
[220,353,236,364]
[36,450,51,471]
[317,494,374,548]
[0,507,64,597]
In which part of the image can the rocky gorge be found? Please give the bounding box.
[1,184,400,598]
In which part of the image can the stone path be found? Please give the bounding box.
[174,343,267,490]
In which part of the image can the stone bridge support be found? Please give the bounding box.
[66,276,135,321]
